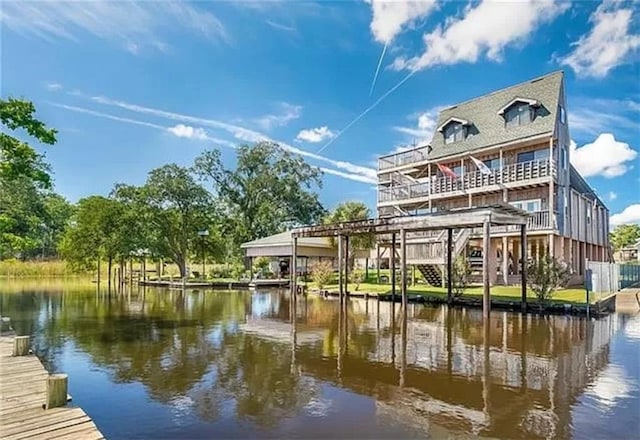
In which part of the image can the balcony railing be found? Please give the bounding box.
[471,211,556,235]
[378,146,430,170]
[378,158,554,203]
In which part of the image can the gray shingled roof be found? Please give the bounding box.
[429,71,563,160]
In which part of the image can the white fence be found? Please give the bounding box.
[586,261,619,301]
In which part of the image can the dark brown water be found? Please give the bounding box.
[0,281,638,439]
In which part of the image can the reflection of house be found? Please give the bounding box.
[294,298,617,439]
[239,318,324,345]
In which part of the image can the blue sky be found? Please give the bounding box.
[1,0,638,225]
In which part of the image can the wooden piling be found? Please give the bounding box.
[0,334,104,438]
[521,224,528,313]
[483,220,491,320]
[12,335,30,356]
[46,374,68,410]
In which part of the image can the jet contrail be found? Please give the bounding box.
[317,70,416,155]
[369,42,388,97]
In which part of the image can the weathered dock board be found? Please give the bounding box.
[0,335,104,440]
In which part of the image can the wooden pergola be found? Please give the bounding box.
[291,205,531,318]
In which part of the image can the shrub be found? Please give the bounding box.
[253,256,270,273]
[311,261,334,290]
[350,269,364,291]
[451,255,471,298]
[527,254,571,310]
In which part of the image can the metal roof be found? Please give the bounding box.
[293,205,530,238]
[240,230,331,249]
[428,71,563,160]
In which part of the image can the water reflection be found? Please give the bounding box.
[0,282,637,439]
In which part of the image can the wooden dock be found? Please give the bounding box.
[0,333,104,439]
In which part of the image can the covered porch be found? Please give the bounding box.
[240,230,336,279]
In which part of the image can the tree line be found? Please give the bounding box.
[1,98,372,277]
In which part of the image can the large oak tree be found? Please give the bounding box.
[194,142,325,251]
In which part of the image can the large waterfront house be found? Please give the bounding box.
[377,71,609,285]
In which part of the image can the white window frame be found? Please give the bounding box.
[505,102,534,128]
[444,123,465,144]
[510,198,542,212]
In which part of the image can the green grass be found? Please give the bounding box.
[0,259,86,277]
[305,281,589,304]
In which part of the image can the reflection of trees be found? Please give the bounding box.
[3,284,321,428]
[201,331,317,427]
[55,289,250,403]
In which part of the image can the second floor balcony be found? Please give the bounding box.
[378,158,554,204]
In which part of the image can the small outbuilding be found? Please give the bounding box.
[240,231,336,278]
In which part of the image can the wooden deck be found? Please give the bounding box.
[0,335,104,440]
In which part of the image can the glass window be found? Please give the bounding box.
[517,149,549,163]
[560,106,566,124]
[444,123,465,144]
[452,165,463,176]
[517,151,534,163]
[483,158,501,169]
[510,199,541,212]
[535,149,549,160]
[505,102,533,128]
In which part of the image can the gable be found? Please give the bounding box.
[428,71,562,160]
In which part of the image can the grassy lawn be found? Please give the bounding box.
[305,281,588,305]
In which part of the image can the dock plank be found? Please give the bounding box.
[0,335,104,439]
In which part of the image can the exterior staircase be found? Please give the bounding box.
[417,264,443,286]
[412,228,471,287]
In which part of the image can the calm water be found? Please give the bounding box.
[0,281,638,439]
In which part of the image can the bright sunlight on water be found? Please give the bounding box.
[0,280,638,439]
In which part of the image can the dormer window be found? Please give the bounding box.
[437,117,470,144]
[498,97,539,129]
[444,123,464,144]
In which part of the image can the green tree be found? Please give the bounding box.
[311,260,334,290]
[0,177,73,260]
[194,142,325,252]
[610,224,640,251]
[324,201,374,268]
[451,255,471,298]
[113,164,221,278]
[59,196,130,275]
[0,98,56,189]
[527,254,572,310]
[0,176,45,258]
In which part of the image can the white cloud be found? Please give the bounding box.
[570,107,638,137]
[45,82,63,91]
[0,0,228,53]
[393,0,568,72]
[266,20,296,33]
[85,94,376,184]
[254,102,302,131]
[560,2,640,78]
[319,167,377,184]
[608,191,617,201]
[610,204,640,226]
[296,126,336,143]
[570,134,638,178]
[393,106,443,144]
[365,0,438,44]
[52,103,237,148]
[167,124,208,141]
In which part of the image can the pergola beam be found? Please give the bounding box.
[292,205,529,238]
